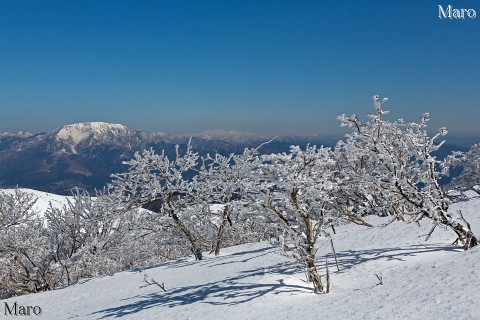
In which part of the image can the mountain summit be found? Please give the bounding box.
[0,122,173,193]
[55,122,132,142]
[52,122,138,154]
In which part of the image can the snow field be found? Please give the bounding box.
[2,190,479,319]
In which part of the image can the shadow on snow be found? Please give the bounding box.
[326,243,461,272]
[93,262,306,319]
[93,243,461,318]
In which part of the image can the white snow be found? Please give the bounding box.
[56,122,128,143]
[0,188,70,216]
[210,203,226,213]
[54,122,132,153]
[2,191,479,319]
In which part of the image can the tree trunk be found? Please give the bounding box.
[442,216,478,250]
[191,247,203,261]
[213,206,233,256]
[170,211,203,260]
[304,254,325,294]
[301,214,327,294]
[302,239,325,294]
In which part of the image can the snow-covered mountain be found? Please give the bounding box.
[0,123,339,194]
[0,122,174,194]
[2,189,479,319]
[55,122,132,141]
[49,122,168,154]
[186,129,275,143]
[52,122,138,154]
[2,121,462,195]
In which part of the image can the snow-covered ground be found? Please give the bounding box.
[2,190,479,319]
[0,188,71,216]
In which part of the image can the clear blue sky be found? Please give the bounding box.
[1,0,479,135]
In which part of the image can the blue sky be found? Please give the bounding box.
[1,0,479,135]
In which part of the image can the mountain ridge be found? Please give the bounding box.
[0,121,471,194]
[0,122,339,194]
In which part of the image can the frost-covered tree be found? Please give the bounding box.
[0,217,56,295]
[0,190,56,295]
[253,145,342,293]
[445,143,480,192]
[109,140,207,260]
[0,189,38,231]
[108,139,268,260]
[336,96,477,249]
[194,147,265,255]
[44,188,133,284]
[1,188,157,297]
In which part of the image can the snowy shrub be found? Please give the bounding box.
[0,188,169,296]
[193,147,268,255]
[336,95,477,249]
[108,139,269,260]
[108,140,210,260]
[0,189,38,232]
[445,143,480,192]
[252,145,344,293]
[0,190,55,296]
[0,217,58,295]
[44,188,130,284]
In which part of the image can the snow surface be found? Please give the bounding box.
[2,191,480,320]
[0,188,70,216]
[55,122,129,144]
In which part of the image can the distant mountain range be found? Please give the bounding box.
[0,122,341,194]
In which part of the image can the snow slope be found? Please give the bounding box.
[2,192,480,320]
[0,188,71,216]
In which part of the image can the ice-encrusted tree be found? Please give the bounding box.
[45,188,134,284]
[194,147,266,255]
[0,190,56,295]
[109,140,206,260]
[0,188,140,297]
[0,218,55,295]
[253,145,343,293]
[445,143,480,192]
[0,189,38,231]
[108,139,267,260]
[336,96,477,249]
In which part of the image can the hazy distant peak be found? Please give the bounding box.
[52,122,137,153]
[188,130,275,143]
[55,122,133,139]
[198,129,267,137]
[56,122,130,137]
[0,131,34,138]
